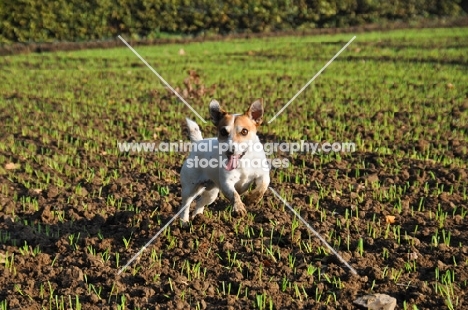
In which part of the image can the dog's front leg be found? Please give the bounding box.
[220,182,246,216]
[244,174,270,205]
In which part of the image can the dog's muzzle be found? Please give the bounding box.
[225,151,246,171]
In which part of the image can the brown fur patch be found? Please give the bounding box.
[216,114,258,143]
[232,115,258,143]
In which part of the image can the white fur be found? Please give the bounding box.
[185,118,203,142]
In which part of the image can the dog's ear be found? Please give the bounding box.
[246,99,264,126]
[209,99,226,126]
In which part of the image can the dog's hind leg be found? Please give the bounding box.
[193,188,219,218]
[179,185,204,222]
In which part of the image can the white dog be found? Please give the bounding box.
[179,99,270,222]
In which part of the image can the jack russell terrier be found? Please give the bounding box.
[179,99,270,222]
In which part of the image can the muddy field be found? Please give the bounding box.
[0,27,468,309]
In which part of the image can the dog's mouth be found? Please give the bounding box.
[225,151,246,171]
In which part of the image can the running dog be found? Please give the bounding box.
[179,99,270,222]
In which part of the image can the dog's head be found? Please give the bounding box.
[209,99,264,171]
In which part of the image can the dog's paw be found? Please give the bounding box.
[179,219,191,229]
[192,213,206,225]
[244,192,263,206]
[233,203,247,217]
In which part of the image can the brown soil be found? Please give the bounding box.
[1,126,467,309]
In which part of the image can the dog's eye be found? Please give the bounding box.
[240,128,249,136]
[220,128,229,136]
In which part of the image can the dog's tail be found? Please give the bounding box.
[185,118,203,142]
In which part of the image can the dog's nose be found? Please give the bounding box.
[227,141,237,153]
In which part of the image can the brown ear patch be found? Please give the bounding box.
[245,99,264,126]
